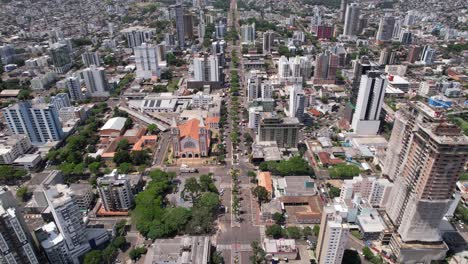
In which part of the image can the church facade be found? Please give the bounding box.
[171,118,211,158]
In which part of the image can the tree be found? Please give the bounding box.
[113,150,131,165]
[83,250,103,264]
[286,226,302,239]
[199,174,218,193]
[211,251,224,264]
[131,150,150,165]
[266,224,284,239]
[115,220,127,236]
[272,212,285,225]
[343,249,362,264]
[252,186,270,206]
[313,225,320,236]
[328,164,360,179]
[250,241,266,264]
[197,192,220,213]
[112,236,127,250]
[362,246,374,260]
[88,162,101,175]
[302,226,313,238]
[129,247,147,260]
[328,185,341,198]
[124,118,133,129]
[118,162,133,174]
[147,124,159,134]
[117,139,130,151]
[183,177,201,202]
[16,186,30,202]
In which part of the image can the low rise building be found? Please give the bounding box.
[264,239,298,260]
[0,135,33,165]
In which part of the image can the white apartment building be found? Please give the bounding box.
[316,205,349,264]
[44,185,90,263]
[0,135,33,165]
[340,175,393,208]
[134,43,161,80]
[80,65,110,97]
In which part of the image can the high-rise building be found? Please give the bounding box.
[215,21,226,39]
[44,185,90,263]
[399,31,413,45]
[192,55,222,82]
[407,45,422,63]
[339,0,348,22]
[351,71,387,135]
[0,189,40,264]
[50,93,71,111]
[183,13,194,40]
[258,113,300,148]
[49,43,72,74]
[420,45,436,65]
[313,51,338,84]
[404,10,417,26]
[2,101,64,144]
[97,169,134,212]
[343,3,360,37]
[121,26,155,48]
[376,14,396,43]
[317,25,334,39]
[81,51,100,67]
[316,205,349,264]
[278,56,290,78]
[35,222,72,264]
[247,74,262,102]
[310,6,322,33]
[379,48,396,65]
[134,43,161,80]
[340,176,393,208]
[261,82,273,99]
[248,106,263,130]
[80,65,110,97]
[288,85,305,122]
[262,31,274,54]
[240,23,256,44]
[384,102,468,262]
[65,76,86,101]
[173,4,186,47]
[0,45,16,65]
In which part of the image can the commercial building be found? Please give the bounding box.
[81,51,100,67]
[419,45,436,65]
[351,71,388,135]
[2,101,64,144]
[49,42,72,74]
[343,3,360,37]
[258,113,300,148]
[144,236,210,264]
[0,189,40,264]
[80,65,110,97]
[376,14,396,43]
[97,169,134,212]
[134,43,161,79]
[173,4,186,47]
[316,205,349,264]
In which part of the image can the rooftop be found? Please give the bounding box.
[100,117,127,131]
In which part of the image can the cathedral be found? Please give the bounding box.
[171,118,211,158]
